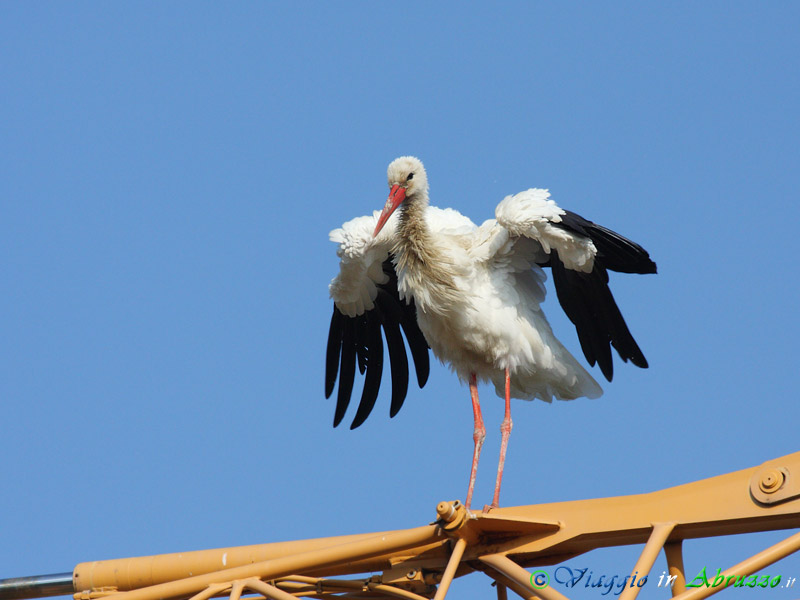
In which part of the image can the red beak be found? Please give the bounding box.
[373,184,406,237]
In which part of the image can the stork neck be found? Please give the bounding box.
[393,195,458,314]
[397,196,431,249]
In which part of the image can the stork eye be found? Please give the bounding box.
[407,172,415,181]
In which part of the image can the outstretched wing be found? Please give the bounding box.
[496,189,656,381]
[326,214,430,429]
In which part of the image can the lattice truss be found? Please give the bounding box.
[5,453,800,600]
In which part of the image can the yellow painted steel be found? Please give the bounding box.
[672,529,800,600]
[480,553,572,600]
[4,451,800,600]
[75,525,440,600]
[664,541,688,596]
[431,537,467,600]
[617,523,676,600]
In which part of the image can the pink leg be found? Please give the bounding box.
[465,373,485,510]
[491,368,513,508]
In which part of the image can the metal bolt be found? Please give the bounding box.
[437,501,457,522]
[406,570,417,579]
[759,469,785,493]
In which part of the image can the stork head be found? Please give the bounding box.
[373,156,428,237]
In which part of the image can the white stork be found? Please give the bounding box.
[325,156,656,509]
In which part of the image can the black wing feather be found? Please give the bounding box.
[324,307,343,398]
[333,317,356,427]
[325,255,430,428]
[375,289,410,418]
[400,310,430,389]
[354,313,368,375]
[557,211,657,275]
[378,259,430,388]
[545,211,655,381]
[550,252,614,379]
[350,310,383,429]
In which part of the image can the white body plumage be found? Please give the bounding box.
[330,186,604,403]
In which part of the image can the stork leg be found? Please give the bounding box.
[465,373,485,510]
[491,368,513,508]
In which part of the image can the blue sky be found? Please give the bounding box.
[2,3,798,599]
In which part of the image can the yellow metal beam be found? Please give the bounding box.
[664,540,687,596]
[617,522,675,600]
[670,529,800,600]
[74,525,440,600]
[5,451,800,600]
